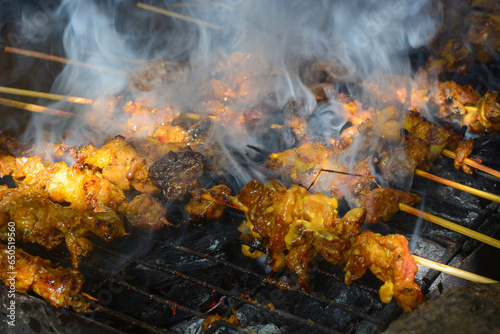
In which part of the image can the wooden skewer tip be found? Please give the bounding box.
[415,169,500,203]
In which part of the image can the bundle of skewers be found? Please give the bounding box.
[1,0,500,317]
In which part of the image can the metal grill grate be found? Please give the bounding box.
[2,141,500,334]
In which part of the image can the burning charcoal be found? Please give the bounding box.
[149,150,206,201]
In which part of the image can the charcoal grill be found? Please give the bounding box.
[1,142,500,334]
[1,0,500,333]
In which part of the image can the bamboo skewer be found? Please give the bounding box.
[0,97,78,118]
[3,46,127,76]
[400,203,500,250]
[0,86,93,104]
[441,149,500,179]
[201,194,497,284]
[0,88,214,122]
[412,255,498,283]
[137,2,222,30]
[415,169,500,203]
[79,50,182,67]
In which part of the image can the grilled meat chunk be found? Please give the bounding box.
[404,110,462,161]
[453,140,475,174]
[344,230,425,313]
[465,91,500,134]
[0,244,90,312]
[235,180,342,288]
[0,154,128,213]
[149,150,206,201]
[361,188,421,225]
[184,184,232,221]
[0,185,125,267]
[229,179,424,311]
[126,194,169,229]
[54,136,159,194]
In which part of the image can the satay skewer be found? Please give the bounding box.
[0,97,78,118]
[270,122,500,180]
[137,2,222,30]
[412,255,497,283]
[441,149,500,179]
[0,86,93,104]
[0,89,213,122]
[201,193,498,284]
[307,168,500,250]
[399,203,500,250]
[415,169,500,203]
[3,46,127,75]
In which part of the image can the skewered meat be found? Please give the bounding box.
[404,110,462,160]
[361,70,500,134]
[0,185,125,267]
[211,179,424,312]
[376,133,434,183]
[262,140,375,205]
[54,135,160,194]
[0,243,91,312]
[361,188,420,225]
[0,154,128,213]
[129,57,188,92]
[184,184,232,221]
[262,131,428,206]
[234,179,342,286]
[344,230,425,313]
[126,194,169,229]
[429,80,481,122]
[149,149,206,201]
[0,149,168,230]
[464,91,500,134]
[453,140,475,174]
[425,6,500,76]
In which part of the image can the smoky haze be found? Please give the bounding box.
[1,0,442,187]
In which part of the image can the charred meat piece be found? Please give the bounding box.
[0,132,38,157]
[0,244,91,312]
[126,194,169,229]
[149,150,206,201]
[184,184,232,222]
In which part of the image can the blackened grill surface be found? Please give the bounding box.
[1,141,500,334]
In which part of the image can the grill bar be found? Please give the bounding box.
[91,245,345,333]
[97,306,172,334]
[153,238,387,325]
